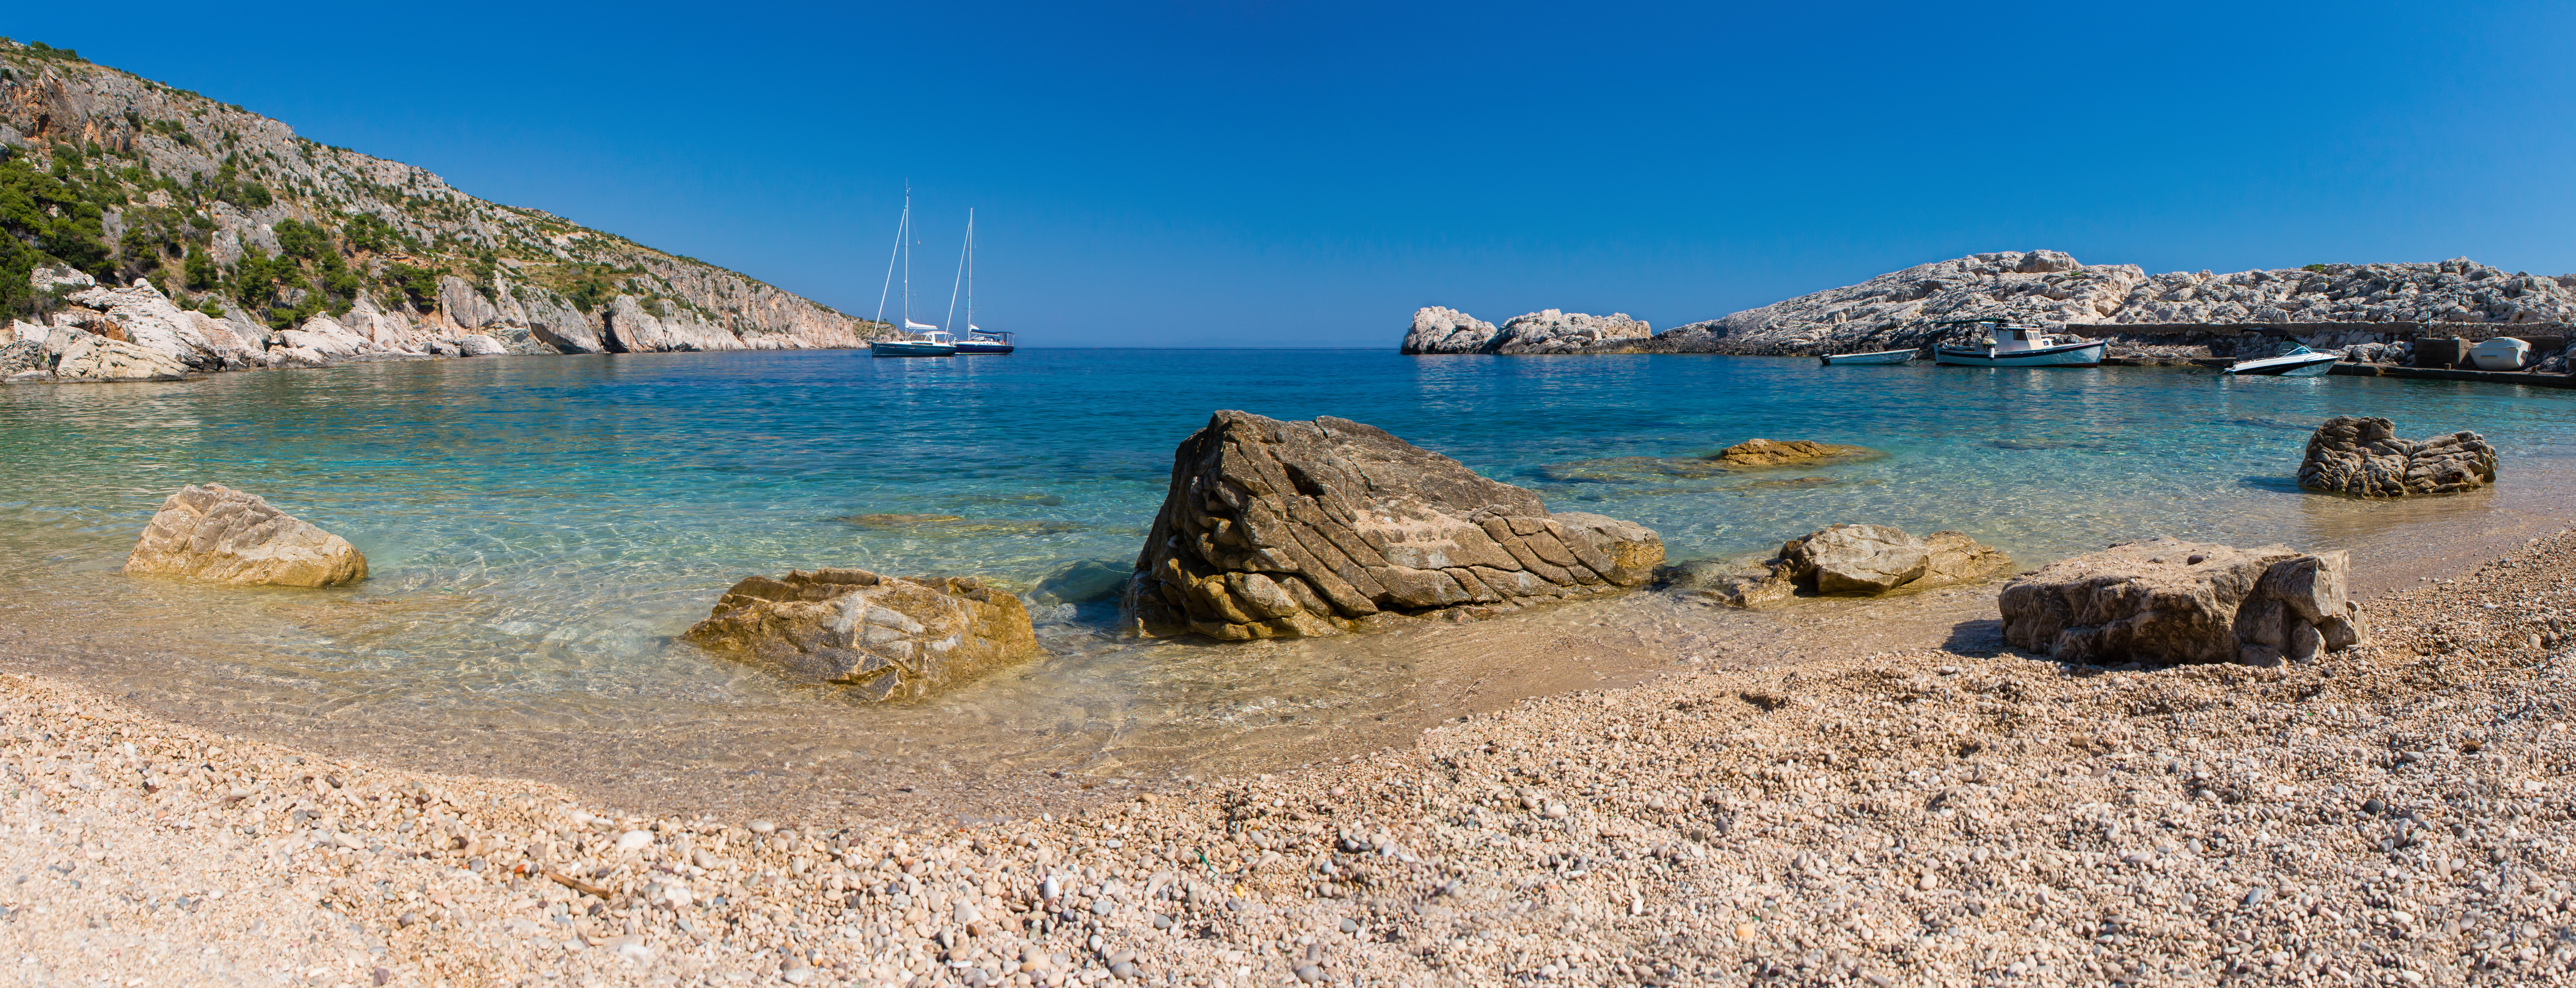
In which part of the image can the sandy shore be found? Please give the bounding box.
[6,531,2576,988]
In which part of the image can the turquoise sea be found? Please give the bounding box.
[2,350,2572,809]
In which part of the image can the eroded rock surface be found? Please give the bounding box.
[125,483,367,587]
[1677,525,2011,606]
[2297,416,2498,497]
[2000,539,2364,666]
[1128,412,1663,640]
[683,568,1039,699]
[50,327,189,382]
[1397,307,1650,354]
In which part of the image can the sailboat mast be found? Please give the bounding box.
[875,191,904,328]
[945,209,970,332]
[965,209,973,333]
[901,187,910,327]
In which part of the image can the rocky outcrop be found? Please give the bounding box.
[49,327,189,382]
[682,567,1039,700]
[1127,412,1664,641]
[1400,307,1499,354]
[124,483,368,587]
[0,340,51,383]
[2297,416,2498,497]
[1434,252,2576,359]
[452,334,508,357]
[1712,439,1874,468]
[1999,539,2364,667]
[1398,307,1651,355]
[602,295,746,353]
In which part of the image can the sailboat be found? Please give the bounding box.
[944,209,1014,355]
[870,189,958,358]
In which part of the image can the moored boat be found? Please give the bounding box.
[1930,318,2105,368]
[2224,344,2340,377]
[1819,348,1917,366]
[869,189,960,358]
[871,328,957,358]
[942,210,1015,355]
[2468,337,2534,372]
[955,329,1014,354]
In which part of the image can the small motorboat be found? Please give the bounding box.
[871,327,957,358]
[2224,344,2340,377]
[1930,319,2105,368]
[1818,348,1917,366]
[955,328,1014,355]
[2467,337,2534,372]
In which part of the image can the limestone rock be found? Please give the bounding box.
[124,483,368,587]
[682,567,1039,699]
[1781,524,1930,594]
[1918,531,2017,587]
[520,287,607,354]
[30,263,94,295]
[278,315,378,362]
[1999,539,2363,666]
[452,334,508,357]
[65,281,225,370]
[2297,416,2498,497]
[1713,438,1874,468]
[265,346,332,369]
[50,328,189,382]
[1400,307,1500,354]
[1489,310,1651,354]
[0,340,49,382]
[1127,411,1662,641]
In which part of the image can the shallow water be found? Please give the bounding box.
[2,350,2572,811]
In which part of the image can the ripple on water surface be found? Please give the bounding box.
[2,351,2573,806]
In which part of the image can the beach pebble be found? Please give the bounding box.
[616,830,653,852]
[748,819,777,834]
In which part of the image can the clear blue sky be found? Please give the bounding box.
[16,2,2576,347]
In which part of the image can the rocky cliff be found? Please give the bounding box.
[1408,251,2576,360]
[0,38,885,379]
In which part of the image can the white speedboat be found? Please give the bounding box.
[1818,348,1917,365]
[2224,344,2340,377]
[1930,319,2106,368]
[2467,337,2533,371]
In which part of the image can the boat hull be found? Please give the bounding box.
[2226,353,2341,377]
[870,341,957,358]
[1932,340,2106,368]
[1819,349,1917,365]
[954,342,1015,355]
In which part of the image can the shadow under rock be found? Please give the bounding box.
[1942,618,2006,656]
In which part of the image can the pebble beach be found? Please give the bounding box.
[9,529,2576,988]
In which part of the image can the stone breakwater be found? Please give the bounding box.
[1405,251,2576,362]
[12,529,2576,986]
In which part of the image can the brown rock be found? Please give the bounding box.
[1781,524,1929,594]
[1916,531,2017,588]
[2296,415,2497,497]
[1998,539,2366,666]
[682,567,1039,699]
[1127,412,1662,640]
[124,484,367,588]
[1711,438,1875,468]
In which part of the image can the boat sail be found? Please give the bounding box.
[946,209,1014,354]
[870,189,957,358]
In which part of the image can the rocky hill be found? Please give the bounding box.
[1406,250,2576,360]
[0,37,886,380]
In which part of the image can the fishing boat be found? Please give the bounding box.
[1930,318,2106,368]
[2224,344,2340,377]
[869,189,959,358]
[941,209,1015,355]
[1818,348,1917,366]
[2467,337,2534,372]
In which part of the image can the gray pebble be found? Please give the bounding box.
[1339,917,1359,934]
[1296,965,1323,983]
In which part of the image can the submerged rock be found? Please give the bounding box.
[2297,415,2497,497]
[1127,411,1664,641]
[1711,438,1876,469]
[682,568,1039,699]
[125,483,368,587]
[1676,525,2011,607]
[1999,539,2364,666]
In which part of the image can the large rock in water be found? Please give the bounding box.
[1128,412,1664,640]
[682,568,1039,699]
[1696,524,2012,603]
[1399,307,1500,354]
[50,328,190,383]
[2297,416,2498,497]
[1396,307,1650,355]
[1999,539,2364,666]
[125,484,368,587]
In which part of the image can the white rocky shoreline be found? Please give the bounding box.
[1404,251,2576,371]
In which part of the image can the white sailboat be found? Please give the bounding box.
[870,189,957,358]
[945,209,1014,354]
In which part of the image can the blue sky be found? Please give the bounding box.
[14,2,2576,346]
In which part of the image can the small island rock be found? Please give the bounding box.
[1128,411,1664,641]
[1999,539,2364,666]
[683,568,1039,700]
[2297,415,2498,497]
[1713,438,1876,468]
[125,483,368,587]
